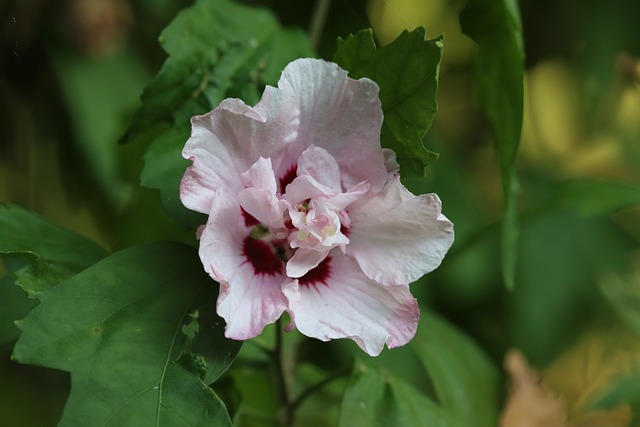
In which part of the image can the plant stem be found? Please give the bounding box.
[309,0,331,50]
[291,365,351,412]
[274,319,294,426]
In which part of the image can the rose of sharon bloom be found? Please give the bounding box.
[180,58,454,356]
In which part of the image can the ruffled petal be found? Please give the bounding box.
[347,176,454,286]
[180,58,391,214]
[276,59,389,191]
[180,90,299,213]
[283,253,419,356]
[198,188,287,339]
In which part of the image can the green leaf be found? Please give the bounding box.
[460,0,525,289]
[555,179,640,216]
[140,127,205,229]
[410,311,501,427]
[181,286,243,385]
[600,274,640,339]
[127,0,313,227]
[52,49,148,206]
[333,27,443,177]
[0,203,108,297]
[593,374,640,413]
[0,273,36,346]
[12,242,238,426]
[339,312,500,427]
[338,361,462,427]
[510,212,633,365]
[134,0,313,128]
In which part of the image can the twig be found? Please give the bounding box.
[309,0,332,51]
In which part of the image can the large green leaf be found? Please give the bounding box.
[338,361,462,427]
[339,312,500,427]
[12,242,239,426]
[334,28,443,177]
[128,0,313,227]
[460,0,524,289]
[410,312,501,427]
[0,203,108,297]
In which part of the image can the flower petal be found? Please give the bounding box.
[285,174,335,206]
[241,157,278,193]
[297,146,341,192]
[277,59,389,191]
[180,91,299,213]
[283,253,419,356]
[237,187,288,231]
[199,188,287,339]
[236,156,288,229]
[347,176,454,286]
[286,247,330,278]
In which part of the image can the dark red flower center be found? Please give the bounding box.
[299,257,331,288]
[279,164,297,193]
[242,208,260,227]
[242,236,283,275]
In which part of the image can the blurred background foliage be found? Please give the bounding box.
[1,0,639,425]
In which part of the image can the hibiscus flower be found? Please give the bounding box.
[180,58,454,356]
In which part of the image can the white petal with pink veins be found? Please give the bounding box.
[283,253,419,356]
[198,188,287,340]
[347,176,454,286]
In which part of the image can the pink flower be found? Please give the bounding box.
[180,58,454,356]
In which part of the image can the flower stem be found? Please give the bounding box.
[309,0,331,50]
[274,319,294,426]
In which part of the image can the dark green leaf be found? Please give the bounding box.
[13,242,238,426]
[338,361,462,427]
[0,273,36,346]
[334,28,443,177]
[410,311,501,427]
[460,0,525,289]
[0,203,108,297]
[130,0,314,226]
[182,286,243,385]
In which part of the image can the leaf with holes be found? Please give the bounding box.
[334,27,443,177]
[12,242,239,427]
